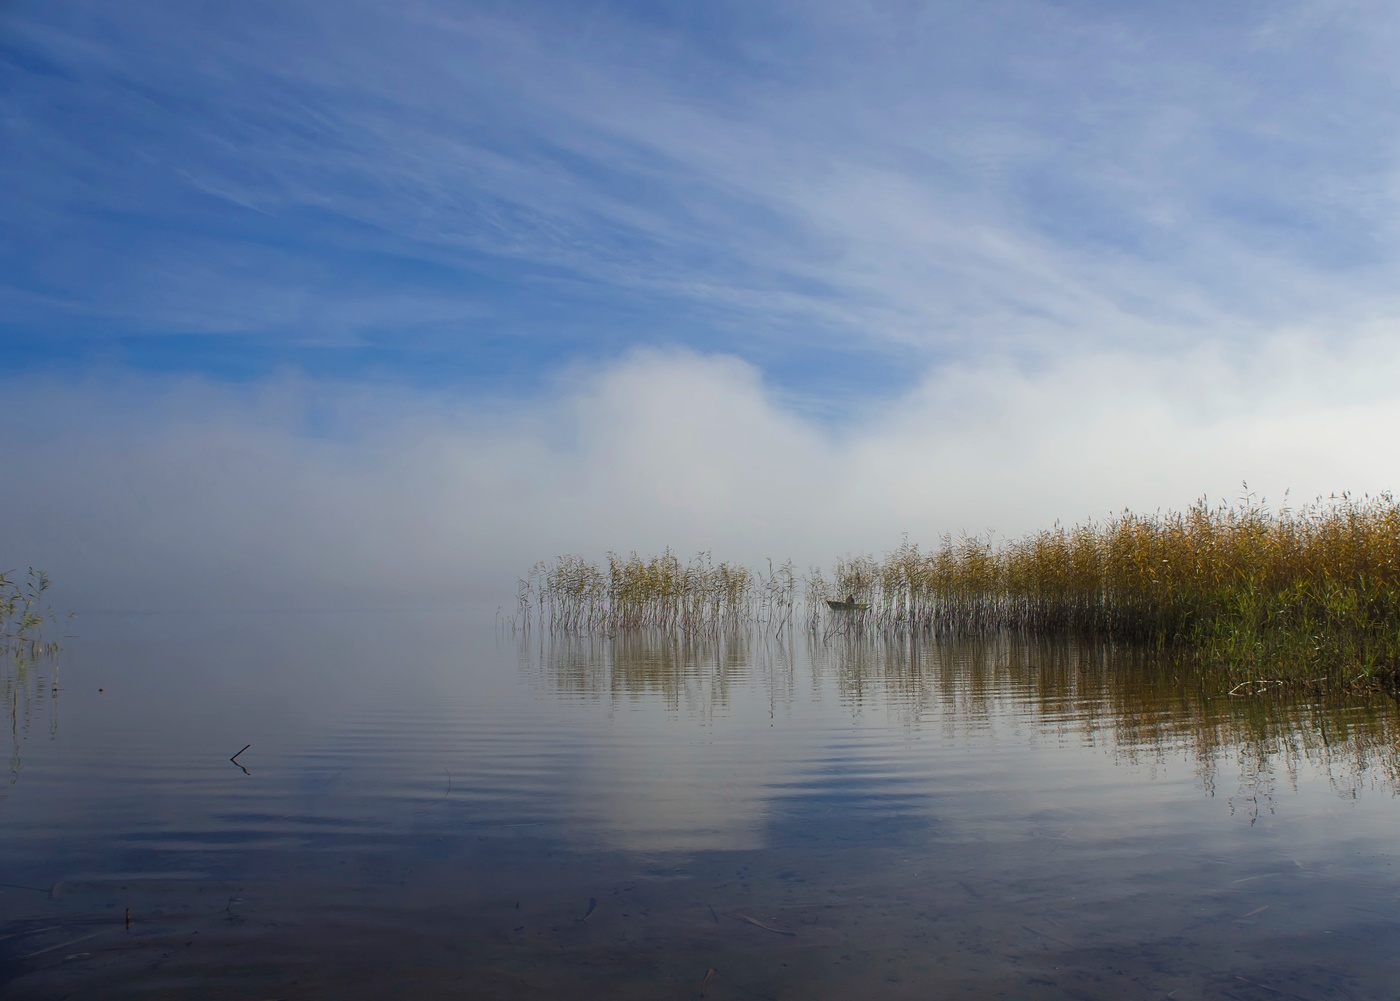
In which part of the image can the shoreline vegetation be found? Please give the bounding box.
[518,493,1400,692]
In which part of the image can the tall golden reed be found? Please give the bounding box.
[806,493,1400,682]
[521,494,1400,684]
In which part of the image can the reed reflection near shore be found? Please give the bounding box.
[525,626,1400,805]
[807,633,1400,804]
[522,629,795,717]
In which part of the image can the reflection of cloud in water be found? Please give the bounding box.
[522,627,1400,851]
[581,737,771,852]
[763,752,938,851]
[523,631,798,851]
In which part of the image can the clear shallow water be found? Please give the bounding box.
[2,609,1398,999]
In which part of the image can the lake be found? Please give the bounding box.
[2,608,1397,999]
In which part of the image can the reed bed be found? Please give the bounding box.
[519,550,796,635]
[806,494,1400,685]
[520,494,1400,685]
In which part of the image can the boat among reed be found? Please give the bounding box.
[826,597,869,612]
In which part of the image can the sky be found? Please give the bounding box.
[3,0,1400,610]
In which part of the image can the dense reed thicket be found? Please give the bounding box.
[806,494,1400,684]
[520,494,1400,685]
[519,550,797,634]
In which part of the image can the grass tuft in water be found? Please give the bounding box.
[518,550,796,635]
[1,567,56,659]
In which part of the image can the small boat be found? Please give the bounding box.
[826,596,869,612]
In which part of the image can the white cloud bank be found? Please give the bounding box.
[3,337,1398,613]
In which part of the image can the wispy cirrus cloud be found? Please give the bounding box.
[5,0,1400,405]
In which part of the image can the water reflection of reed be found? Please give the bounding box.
[808,633,1400,802]
[525,630,794,717]
[2,648,60,784]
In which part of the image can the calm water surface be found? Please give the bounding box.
[2,608,1398,999]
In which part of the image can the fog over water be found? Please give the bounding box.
[4,335,1399,615]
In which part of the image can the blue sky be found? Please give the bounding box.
[7,1,1398,403]
[4,1,1400,606]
